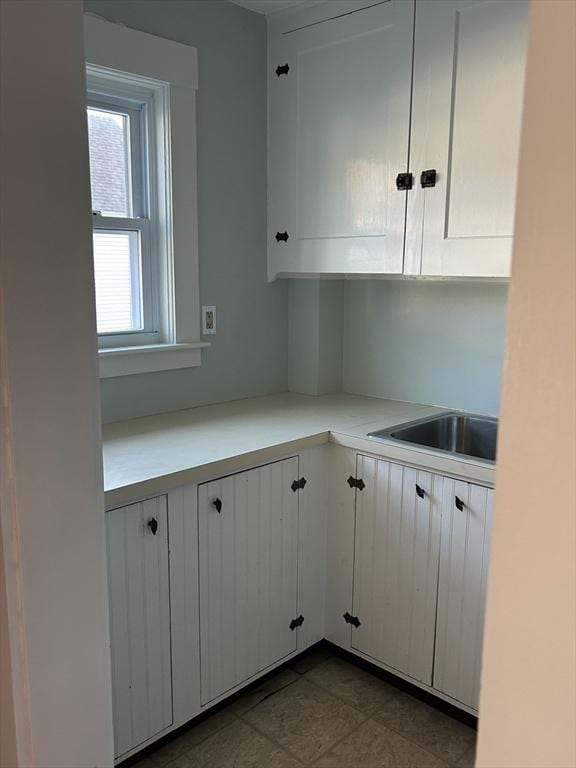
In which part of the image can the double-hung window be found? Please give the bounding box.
[84,16,204,377]
[87,77,157,346]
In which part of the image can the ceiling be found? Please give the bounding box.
[229,0,311,15]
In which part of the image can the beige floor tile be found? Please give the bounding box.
[173,719,301,768]
[289,645,335,674]
[315,719,449,768]
[230,668,300,715]
[305,657,397,715]
[457,744,477,767]
[371,690,476,764]
[242,677,366,763]
[150,707,237,765]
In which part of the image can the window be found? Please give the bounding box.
[84,16,204,377]
[87,76,157,347]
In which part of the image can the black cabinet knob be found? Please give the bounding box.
[213,498,222,513]
[420,169,437,188]
[275,231,289,243]
[455,496,465,511]
[416,484,426,499]
[396,172,413,191]
[147,517,158,535]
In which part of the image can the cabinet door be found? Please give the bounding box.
[406,0,530,277]
[434,480,493,710]
[106,497,172,758]
[351,456,442,684]
[198,458,299,704]
[268,1,414,278]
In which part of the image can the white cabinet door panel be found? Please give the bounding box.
[406,0,530,277]
[268,1,414,277]
[106,497,172,758]
[198,458,299,704]
[352,456,442,684]
[434,479,493,709]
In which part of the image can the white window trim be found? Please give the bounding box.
[84,15,207,378]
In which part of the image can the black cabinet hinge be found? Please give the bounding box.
[275,231,289,243]
[291,477,307,492]
[290,615,304,631]
[347,476,365,490]
[343,612,361,628]
[276,63,290,77]
[395,172,413,191]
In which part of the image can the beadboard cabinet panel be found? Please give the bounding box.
[351,456,443,684]
[325,445,357,650]
[406,0,530,276]
[268,0,414,277]
[434,479,493,709]
[106,497,172,758]
[198,458,300,704]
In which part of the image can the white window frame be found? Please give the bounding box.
[88,81,157,345]
[84,15,208,377]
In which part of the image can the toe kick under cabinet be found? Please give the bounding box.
[326,449,493,713]
[105,444,492,760]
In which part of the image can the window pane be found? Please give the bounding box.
[87,107,131,217]
[93,230,142,334]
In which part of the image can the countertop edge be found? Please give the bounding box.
[104,431,330,509]
[104,427,496,508]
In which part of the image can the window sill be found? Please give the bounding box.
[98,342,211,378]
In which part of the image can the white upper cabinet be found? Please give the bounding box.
[268,1,414,278]
[268,0,530,279]
[406,0,530,277]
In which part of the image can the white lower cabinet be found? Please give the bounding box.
[351,456,443,685]
[106,496,173,759]
[329,450,493,712]
[197,458,300,704]
[105,447,493,760]
[434,479,493,710]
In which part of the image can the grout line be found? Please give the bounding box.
[308,717,368,766]
[235,715,308,766]
[300,661,475,766]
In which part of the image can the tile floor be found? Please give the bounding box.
[134,647,476,768]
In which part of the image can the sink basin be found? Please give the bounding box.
[368,412,498,463]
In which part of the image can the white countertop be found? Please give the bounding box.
[103,392,496,507]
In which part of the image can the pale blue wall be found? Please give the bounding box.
[343,281,508,416]
[85,0,288,423]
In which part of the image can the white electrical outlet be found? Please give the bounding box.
[202,305,217,335]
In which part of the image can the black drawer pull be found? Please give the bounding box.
[455,496,465,511]
[416,484,426,499]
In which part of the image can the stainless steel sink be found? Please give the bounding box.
[368,412,498,463]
